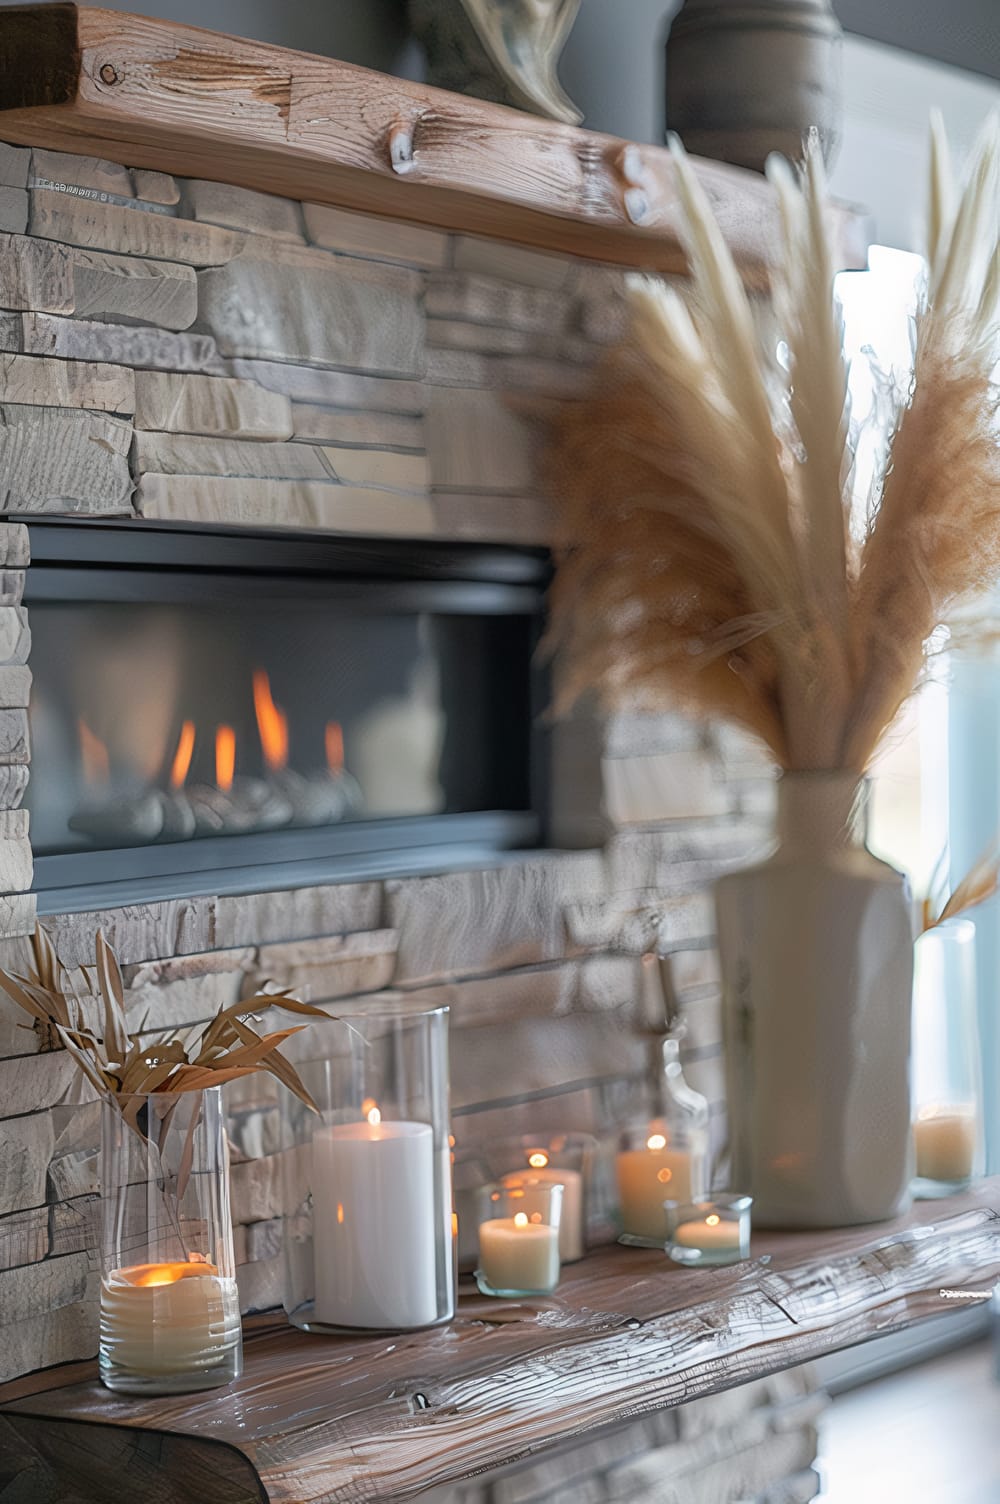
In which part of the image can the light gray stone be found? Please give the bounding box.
[0,352,134,413]
[0,608,31,665]
[603,710,703,760]
[233,1215,283,1266]
[121,947,254,1031]
[0,893,35,939]
[424,347,589,395]
[0,573,23,607]
[290,404,424,451]
[0,525,28,568]
[451,1015,647,1112]
[0,1201,49,1267]
[132,168,180,206]
[215,882,381,949]
[43,896,217,968]
[388,854,604,985]
[236,1251,282,1313]
[0,808,32,891]
[0,232,73,313]
[0,188,27,234]
[303,202,448,268]
[70,248,198,331]
[17,312,222,371]
[565,890,715,955]
[184,180,303,241]
[197,240,424,373]
[0,668,30,709]
[0,1051,79,1116]
[227,358,424,414]
[0,1250,90,1322]
[133,369,291,439]
[230,1145,307,1226]
[0,405,133,514]
[426,318,581,360]
[47,1101,101,1203]
[0,710,28,764]
[122,945,254,990]
[253,930,398,1001]
[426,273,572,333]
[32,147,133,199]
[602,748,732,826]
[430,493,551,545]
[137,473,435,534]
[404,962,576,1029]
[572,264,629,344]
[0,1111,55,1214]
[30,187,245,265]
[0,767,27,814]
[0,1283,98,1382]
[0,144,30,190]
[426,386,536,491]
[452,237,573,290]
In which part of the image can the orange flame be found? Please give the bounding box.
[78,718,110,787]
[215,725,236,793]
[253,670,289,773]
[124,1260,218,1287]
[169,720,196,791]
[325,720,344,774]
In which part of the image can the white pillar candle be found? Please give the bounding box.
[479,1214,560,1293]
[914,1105,977,1182]
[672,1213,741,1251]
[312,1115,439,1330]
[100,1261,241,1378]
[616,1131,693,1242]
[500,1167,584,1261]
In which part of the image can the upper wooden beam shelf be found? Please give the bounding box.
[1,1186,997,1503]
[0,4,868,285]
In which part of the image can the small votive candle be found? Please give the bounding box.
[495,1134,595,1263]
[476,1182,563,1297]
[665,1196,752,1267]
[616,1123,703,1247]
[913,1103,978,1187]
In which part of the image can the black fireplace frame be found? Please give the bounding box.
[24,519,552,914]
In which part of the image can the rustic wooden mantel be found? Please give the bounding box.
[1,1186,997,1503]
[0,4,869,285]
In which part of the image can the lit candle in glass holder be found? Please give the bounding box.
[665,1195,752,1267]
[497,1137,593,1263]
[616,1124,702,1246]
[476,1182,563,1297]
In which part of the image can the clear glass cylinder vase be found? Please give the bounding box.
[716,771,914,1227]
[912,918,984,1195]
[99,1087,242,1395]
[281,1000,454,1333]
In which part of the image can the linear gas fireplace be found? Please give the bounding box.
[24,522,549,911]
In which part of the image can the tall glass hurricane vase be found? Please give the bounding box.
[716,773,914,1227]
[99,1087,242,1394]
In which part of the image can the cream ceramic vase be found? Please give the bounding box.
[715,773,914,1227]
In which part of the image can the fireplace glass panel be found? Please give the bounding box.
[27,600,534,856]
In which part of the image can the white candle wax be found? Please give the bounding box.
[616,1134,693,1242]
[914,1105,977,1182]
[500,1168,584,1261]
[312,1118,439,1329]
[479,1215,560,1293]
[100,1261,241,1377]
[672,1215,741,1251]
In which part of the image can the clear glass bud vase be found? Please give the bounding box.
[100,1087,242,1394]
[281,999,454,1333]
[912,918,984,1196]
[716,772,914,1227]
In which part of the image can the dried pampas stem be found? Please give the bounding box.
[546,119,1000,774]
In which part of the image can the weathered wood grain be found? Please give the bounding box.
[1,1188,996,1503]
[0,8,868,284]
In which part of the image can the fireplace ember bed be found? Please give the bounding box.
[24,519,549,912]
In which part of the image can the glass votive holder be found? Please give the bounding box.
[490,1132,598,1263]
[475,1181,563,1298]
[615,1121,708,1248]
[664,1195,752,1268]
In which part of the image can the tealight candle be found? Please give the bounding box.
[100,1259,241,1384]
[312,1108,439,1329]
[913,1104,978,1184]
[616,1126,700,1246]
[665,1196,752,1267]
[476,1182,563,1297]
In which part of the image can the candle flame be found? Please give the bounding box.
[528,1151,549,1169]
[451,1212,459,1238]
[124,1260,217,1287]
[215,724,236,793]
[169,720,196,791]
[366,1105,382,1126]
[337,1203,345,1225]
[78,718,110,787]
[325,720,345,774]
[706,1214,721,1227]
[514,1212,528,1228]
[253,669,289,773]
[647,1133,667,1151]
